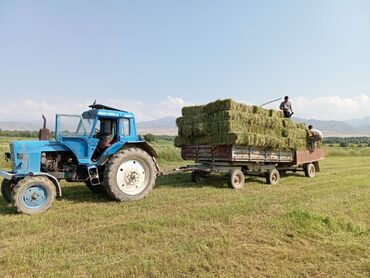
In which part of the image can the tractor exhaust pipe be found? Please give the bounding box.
[39,114,50,140]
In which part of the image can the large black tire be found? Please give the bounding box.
[304,163,316,178]
[227,169,245,189]
[191,171,210,184]
[1,179,15,203]
[103,148,157,202]
[12,176,56,214]
[266,169,280,185]
[85,180,107,194]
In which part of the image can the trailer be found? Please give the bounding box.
[172,145,324,188]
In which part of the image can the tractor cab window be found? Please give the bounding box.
[122,118,130,137]
[59,115,93,137]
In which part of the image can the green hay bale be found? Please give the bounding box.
[174,136,192,147]
[182,105,204,116]
[296,122,306,129]
[282,118,296,128]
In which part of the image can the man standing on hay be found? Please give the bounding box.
[279,96,294,118]
[308,125,323,150]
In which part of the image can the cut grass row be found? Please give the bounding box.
[0,156,369,276]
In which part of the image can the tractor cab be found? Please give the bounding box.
[55,104,139,165]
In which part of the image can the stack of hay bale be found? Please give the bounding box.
[175,99,309,150]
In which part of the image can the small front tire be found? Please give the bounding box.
[12,176,56,214]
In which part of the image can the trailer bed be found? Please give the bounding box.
[182,145,323,165]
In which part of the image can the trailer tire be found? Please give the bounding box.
[228,169,245,189]
[191,171,209,184]
[266,169,280,185]
[304,163,316,178]
[1,179,15,203]
[12,176,56,214]
[103,148,156,201]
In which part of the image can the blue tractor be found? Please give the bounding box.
[0,104,159,214]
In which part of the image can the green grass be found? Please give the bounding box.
[0,137,369,277]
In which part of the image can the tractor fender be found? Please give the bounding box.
[120,142,160,173]
[124,142,158,158]
[32,173,62,198]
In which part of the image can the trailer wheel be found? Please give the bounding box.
[12,176,56,214]
[1,179,15,203]
[191,171,209,184]
[228,169,245,189]
[304,163,316,178]
[266,169,280,185]
[103,148,156,201]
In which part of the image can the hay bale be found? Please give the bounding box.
[182,105,204,116]
[175,99,310,150]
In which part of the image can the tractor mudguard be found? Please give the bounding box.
[126,142,158,158]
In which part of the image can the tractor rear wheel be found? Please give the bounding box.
[1,179,15,203]
[103,148,157,201]
[12,176,56,214]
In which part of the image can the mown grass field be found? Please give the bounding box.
[0,137,369,277]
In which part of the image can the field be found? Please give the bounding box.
[0,137,369,277]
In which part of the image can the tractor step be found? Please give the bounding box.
[87,166,100,186]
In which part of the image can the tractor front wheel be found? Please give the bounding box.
[103,148,157,202]
[1,179,15,203]
[12,176,56,214]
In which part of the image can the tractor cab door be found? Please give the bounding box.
[55,114,99,165]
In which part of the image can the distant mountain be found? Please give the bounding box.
[136,116,177,135]
[345,116,370,128]
[292,117,370,136]
[1,115,370,137]
[0,121,42,131]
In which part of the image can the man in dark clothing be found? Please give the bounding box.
[279,96,294,118]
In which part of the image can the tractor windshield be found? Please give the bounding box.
[58,115,94,137]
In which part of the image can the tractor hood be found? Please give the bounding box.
[9,140,69,174]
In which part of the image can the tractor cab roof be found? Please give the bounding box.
[83,103,134,119]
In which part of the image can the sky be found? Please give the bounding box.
[1,0,370,122]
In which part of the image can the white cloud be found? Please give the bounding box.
[1,95,369,126]
[154,96,193,119]
[292,94,370,120]
[0,96,192,125]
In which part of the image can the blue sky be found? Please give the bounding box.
[0,0,370,121]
